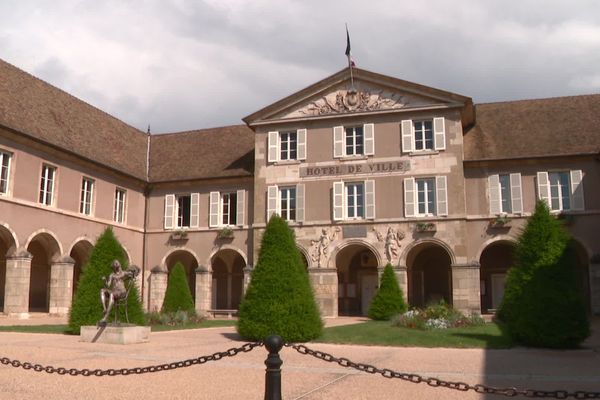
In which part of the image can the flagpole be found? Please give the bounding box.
[345,23,355,90]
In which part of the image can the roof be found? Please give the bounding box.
[0,59,148,180]
[464,95,600,161]
[148,125,254,182]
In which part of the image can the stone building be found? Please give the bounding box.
[0,58,598,318]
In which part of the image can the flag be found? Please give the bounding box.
[345,25,355,67]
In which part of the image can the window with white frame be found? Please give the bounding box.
[537,170,584,212]
[267,184,305,223]
[488,173,523,215]
[401,117,446,153]
[164,193,199,229]
[79,177,94,215]
[268,129,306,162]
[332,180,375,220]
[209,190,245,227]
[0,151,12,195]
[333,124,374,158]
[176,195,191,228]
[404,176,448,217]
[114,188,126,223]
[39,164,56,206]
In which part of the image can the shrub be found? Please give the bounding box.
[237,215,323,342]
[69,228,146,333]
[162,262,195,314]
[368,264,407,320]
[497,201,589,348]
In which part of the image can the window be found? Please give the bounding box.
[332,180,375,220]
[404,176,448,217]
[39,164,56,206]
[267,184,305,222]
[333,124,374,158]
[164,193,199,229]
[79,177,94,215]
[401,117,445,153]
[176,195,191,227]
[221,192,237,226]
[114,188,126,223]
[209,190,245,227]
[280,187,296,221]
[268,129,306,162]
[488,173,523,215]
[537,170,584,212]
[0,151,11,195]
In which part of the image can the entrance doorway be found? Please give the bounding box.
[336,244,378,316]
[479,241,514,313]
[407,242,452,308]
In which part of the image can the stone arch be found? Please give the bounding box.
[164,249,199,301]
[210,248,246,310]
[120,244,132,266]
[0,223,18,312]
[297,244,310,269]
[26,231,62,312]
[329,239,383,269]
[474,235,517,262]
[25,229,63,261]
[68,238,94,297]
[160,247,201,270]
[479,239,516,313]
[205,245,248,272]
[399,237,456,268]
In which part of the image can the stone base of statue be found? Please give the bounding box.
[80,324,150,345]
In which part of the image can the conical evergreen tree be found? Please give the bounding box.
[237,215,322,341]
[498,201,589,347]
[162,262,195,313]
[368,264,407,320]
[69,228,145,333]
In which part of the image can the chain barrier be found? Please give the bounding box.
[0,342,262,377]
[287,343,600,399]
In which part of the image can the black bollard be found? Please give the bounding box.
[264,335,284,400]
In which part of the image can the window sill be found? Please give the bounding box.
[273,160,301,166]
[338,155,369,161]
[408,150,439,156]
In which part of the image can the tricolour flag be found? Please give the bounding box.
[345,25,356,67]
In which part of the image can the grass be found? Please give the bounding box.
[150,319,237,332]
[314,321,514,349]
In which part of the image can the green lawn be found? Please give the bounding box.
[314,321,514,349]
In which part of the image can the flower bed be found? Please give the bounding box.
[392,300,484,330]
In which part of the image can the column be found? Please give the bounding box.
[242,264,253,295]
[395,265,408,304]
[148,266,168,312]
[4,249,32,317]
[195,265,212,314]
[451,261,481,315]
[48,255,75,315]
[308,267,338,318]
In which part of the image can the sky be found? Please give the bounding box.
[2,0,600,133]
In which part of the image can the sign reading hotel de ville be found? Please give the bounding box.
[300,160,410,178]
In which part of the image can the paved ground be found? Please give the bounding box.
[0,316,598,399]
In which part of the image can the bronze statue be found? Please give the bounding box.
[98,260,139,326]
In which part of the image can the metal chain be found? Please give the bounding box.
[0,342,262,377]
[287,343,600,399]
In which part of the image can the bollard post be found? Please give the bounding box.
[264,335,284,400]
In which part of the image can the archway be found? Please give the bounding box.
[336,244,378,316]
[211,249,245,310]
[27,233,60,312]
[479,241,515,313]
[69,240,93,297]
[165,250,198,301]
[0,225,17,312]
[407,242,452,308]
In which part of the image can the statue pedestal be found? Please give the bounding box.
[80,325,150,345]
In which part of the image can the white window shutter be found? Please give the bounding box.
[570,170,585,211]
[296,184,305,223]
[297,129,307,161]
[236,189,245,226]
[190,193,200,228]
[436,176,448,216]
[536,172,550,205]
[267,185,278,221]
[510,173,523,214]
[164,194,175,229]
[433,117,446,151]
[488,174,501,215]
[209,191,220,227]
[401,120,414,153]
[365,180,375,219]
[404,178,416,217]
[333,181,344,220]
[333,126,344,158]
[268,131,279,162]
[363,123,375,156]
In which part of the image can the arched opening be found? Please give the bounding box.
[27,234,60,312]
[69,240,93,297]
[298,249,309,270]
[407,242,452,308]
[0,226,16,312]
[165,250,198,301]
[479,241,515,313]
[211,249,245,310]
[336,244,378,316]
[569,240,591,313]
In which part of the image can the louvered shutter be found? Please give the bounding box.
[510,173,523,214]
[236,189,245,226]
[268,131,279,162]
[488,175,501,215]
[570,170,585,211]
[297,129,307,161]
[404,178,416,217]
[365,180,375,219]
[333,182,344,220]
[364,123,375,156]
[401,120,414,153]
[296,184,305,222]
[190,193,200,228]
[164,194,175,229]
[333,126,344,158]
[267,186,278,221]
[209,191,220,227]
[433,117,446,151]
[536,172,550,205]
[436,176,448,216]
